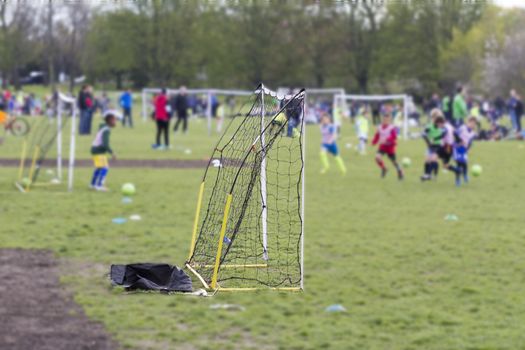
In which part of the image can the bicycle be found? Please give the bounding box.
[0,110,30,144]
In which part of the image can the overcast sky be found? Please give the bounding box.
[494,0,525,8]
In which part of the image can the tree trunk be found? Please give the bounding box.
[152,0,162,85]
[315,71,324,88]
[69,72,75,93]
[13,65,20,90]
[47,0,55,90]
[115,72,123,90]
[357,72,368,94]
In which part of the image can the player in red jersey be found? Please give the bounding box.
[372,113,404,180]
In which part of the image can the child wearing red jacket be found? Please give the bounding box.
[152,88,169,150]
[372,113,404,180]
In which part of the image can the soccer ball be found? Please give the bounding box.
[121,183,136,196]
[21,177,31,187]
[471,164,482,177]
[401,157,412,168]
[272,113,287,126]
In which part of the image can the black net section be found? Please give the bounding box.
[18,97,74,187]
[189,86,304,289]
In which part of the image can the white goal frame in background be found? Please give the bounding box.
[304,88,345,126]
[304,88,346,111]
[280,87,345,126]
[59,93,78,192]
[335,94,410,140]
[141,88,252,135]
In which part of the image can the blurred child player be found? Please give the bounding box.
[90,111,118,191]
[421,109,446,181]
[320,113,346,175]
[438,117,456,172]
[372,113,403,180]
[355,106,370,155]
[450,117,477,186]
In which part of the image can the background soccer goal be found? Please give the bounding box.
[335,94,411,140]
[141,88,253,135]
[15,93,77,193]
[279,87,345,126]
[186,85,305,291]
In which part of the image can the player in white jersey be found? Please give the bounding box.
[355,106,370,155]
[436,119,456,175]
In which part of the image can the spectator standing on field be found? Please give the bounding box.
[86,86,95,134]
[430,93,441,111]
[442,93,452,122]
[494,96,505,118]
[508,89,523,133]
[173,86,189,134]
[78,85,95,135]
[152,88,169,150]
[452,86,468,127]
[120,89,133,128]
[99,92,111,115]
[515,92,523,133]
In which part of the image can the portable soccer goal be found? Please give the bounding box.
[334,94,410,140]
[185,84,306,292]
[15,93,77,193]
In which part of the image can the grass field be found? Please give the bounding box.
[1,110,525,349]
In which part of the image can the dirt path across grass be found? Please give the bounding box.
[0,158,209,169]
[0,249,118,350]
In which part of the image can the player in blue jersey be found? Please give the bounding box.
[319,113,346,175]
[450,116,477,186]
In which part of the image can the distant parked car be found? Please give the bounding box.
[20,71,46,85]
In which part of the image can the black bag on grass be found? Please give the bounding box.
[110,263,192,292]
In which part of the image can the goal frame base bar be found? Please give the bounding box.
[14,182,27,193]
[185,263,210,290]
[203,264,268,269]
[217,287,302,292]
[15,180,66,193]
[185,263,302,292]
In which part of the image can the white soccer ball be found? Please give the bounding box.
[212,159,223,168]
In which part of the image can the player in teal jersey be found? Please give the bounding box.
[421,109,446,182]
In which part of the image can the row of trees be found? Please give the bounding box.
[0,1,90,91]
[0,1,523,98]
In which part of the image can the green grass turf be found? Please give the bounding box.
[1,117,525,350]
